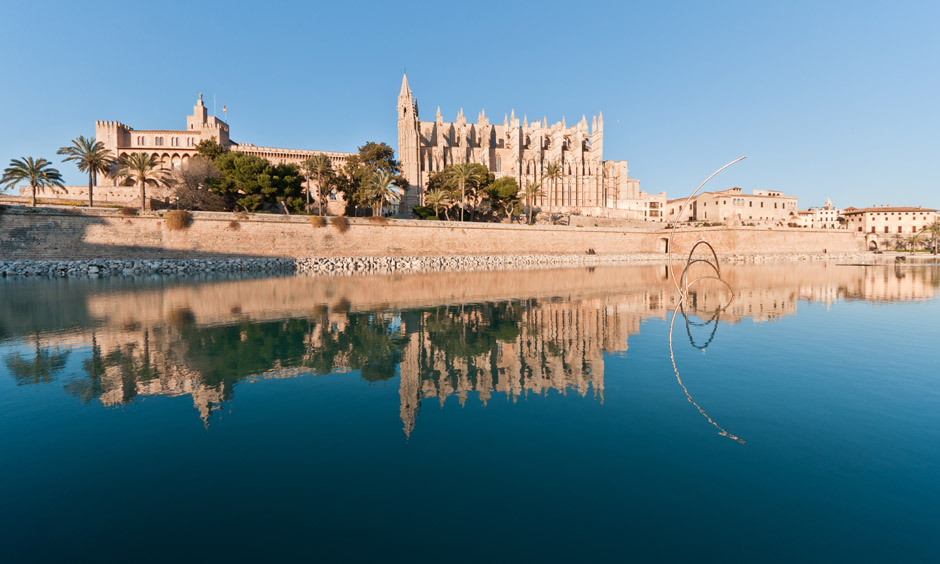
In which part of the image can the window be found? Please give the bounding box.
[155,136,164,146]
[760,202,764,208]
[137,136,145,145]
[884,226,889,233]
[495,156,501,173]
[898,226,902,233]
[749,201,753,207]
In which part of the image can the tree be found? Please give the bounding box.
[207,152,306,213]
[368,170,402,217]
[1,157,65,207]
[907,232,924,254]
[56,136,113,207]
[543,161,563,208]
[168,157,225,210]
[484,176,520,220]
[444,162,490,221]
[423,189,451,220]
[303,154,333,216]
[523,181,543,224]
[116,153,167,211]
[195,138,227,160]
[922,220,940,254]
[335,142,403,215]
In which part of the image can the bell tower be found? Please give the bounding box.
[397,74,421,202]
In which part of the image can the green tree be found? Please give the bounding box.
[922,220,940,254]
[302,153,333,216]
[543,161,563,208]
[116,153,168,211]
[907,232,924,254]
[523,181,543,224]
[56,136,113,207]
[208,152,305,213]
[336,142,403,216]
[1,157,65,207]
[444,162,490,221]
[484,176,520,219]
[368,170,402,217]
[423,188,452,220]
[195,138,227,160]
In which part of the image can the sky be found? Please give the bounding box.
[0,0,937,208]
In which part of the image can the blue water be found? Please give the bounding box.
[0,265,937,562]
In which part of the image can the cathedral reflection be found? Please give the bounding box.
[1,262,937,436]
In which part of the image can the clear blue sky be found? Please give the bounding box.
[1,0,936,208]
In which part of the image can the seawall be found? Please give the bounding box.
[0,206,865,261]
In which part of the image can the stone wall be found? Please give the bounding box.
[0,206,865,261]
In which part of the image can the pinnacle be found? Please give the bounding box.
[399,73,411,97]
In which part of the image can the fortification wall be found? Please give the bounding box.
[0,207,865,261]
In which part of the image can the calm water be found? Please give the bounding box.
[1,263,938,562]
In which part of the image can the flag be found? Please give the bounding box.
[222,105,226,113]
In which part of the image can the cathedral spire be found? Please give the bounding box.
[399,73,411,98]
[436,106,442,122]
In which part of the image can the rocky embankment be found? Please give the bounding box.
[0,252,879,279]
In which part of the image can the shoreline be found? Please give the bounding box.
[0,252,893,279]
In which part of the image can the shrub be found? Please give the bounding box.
[235,211,248,220]
[228,220,241,231]
[412,205,436,220]
[331,216,349,233]
[367,215,388,225]
[119,206,138,217]
[165,210,193,231]
[310,216,326,228]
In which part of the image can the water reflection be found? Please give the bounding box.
[1,262,937,436]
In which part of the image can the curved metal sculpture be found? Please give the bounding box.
[666,158,746,444]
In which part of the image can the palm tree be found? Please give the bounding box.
[523,181,542,224]
[444,162,487,221]
[907,232,923,254]
[369,170,402,217]
[1,157,65,207]
[116,153,167,211]
[922,220,940,255]
[303,154,333,216]
[57,136,113,207]
[424,189,450,220]
[543,161,563,209]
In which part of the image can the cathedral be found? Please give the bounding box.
[397,74,665,220]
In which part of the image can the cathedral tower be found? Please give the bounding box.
[397,74,421,207]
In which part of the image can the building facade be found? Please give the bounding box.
[843,206,937,234]
[665,187,798,225]
[95,94,352,180]
[19,94,355,210]
[396,75,665,220]
[797,198,844,229]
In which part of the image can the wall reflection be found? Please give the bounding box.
[1,263,937,436]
